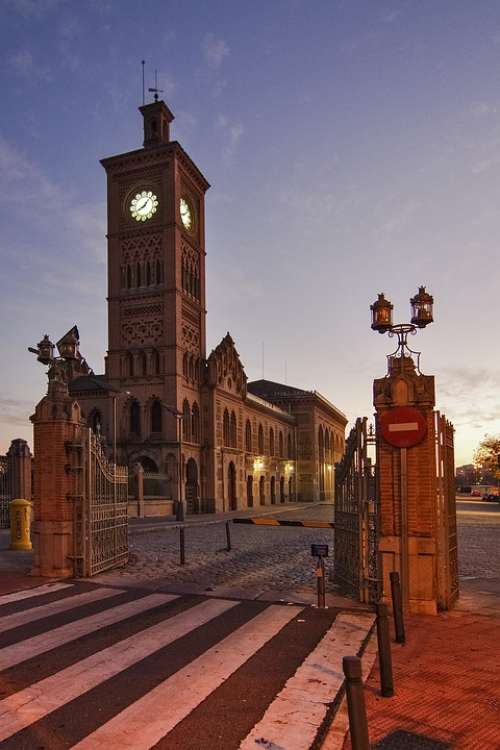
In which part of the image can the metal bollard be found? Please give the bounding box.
[342,656,370,750]
[376,602,394,697]
[316,557,326,608]
[390,571,406,644]
[225,520,231,552]
[179,527,185,565]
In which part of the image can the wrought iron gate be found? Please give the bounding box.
[435,412,459,608]
[334,417,380,603]
[74,429,128,577]
[0,456,10,529]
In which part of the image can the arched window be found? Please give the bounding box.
[245,420,252,452]
[325,430,330,463]
[136,262,141,287]
[223,409,230,446]
[141,352,147,377]
[269,428,275,456]
[230,411,237,448]
[156,259,162,284]
[140,456,158,473]
[183,352,188,377]
[130,400,141,436]
[287,432,292,459]
[258,424,264,453]
[151,400,162,433]
[126,352,134,377]
[278,431,284,457]
[127,265,132,289]
[189,356,194,381]
[152,349,160,375]
[318,426,324,459]
[191,402,200,443]
[146,261,151,286]
[182,399,191,441]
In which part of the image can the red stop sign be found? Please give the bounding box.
[379,406,427,448]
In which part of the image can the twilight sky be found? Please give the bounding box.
[1,0,500,466]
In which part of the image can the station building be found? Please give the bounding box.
[70,99,347,514]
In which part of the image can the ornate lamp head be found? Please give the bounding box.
[36,335,55,365]
[370,293,393,333]
[56,326,80,360]
[410,286,434,328]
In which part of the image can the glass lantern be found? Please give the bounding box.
[56,326,79,360]
[370,293,393,333]
[410,286,434,328]
[37,335,55,365]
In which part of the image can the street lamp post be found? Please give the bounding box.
[161,403,185,521]
[370,286,434,609]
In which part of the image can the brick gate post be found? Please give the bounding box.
[30,379,85,577]
[374,355,440,615]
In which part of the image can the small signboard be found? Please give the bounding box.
[311,543,329,557]
[379,406,427,449]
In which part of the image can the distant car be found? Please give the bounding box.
[482,494,499,502]
[471,490,481,497]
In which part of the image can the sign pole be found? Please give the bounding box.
[400,447,409,611]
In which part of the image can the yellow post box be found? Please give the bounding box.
[9,498,32,551]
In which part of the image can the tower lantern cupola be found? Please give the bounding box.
[139,100,174,148]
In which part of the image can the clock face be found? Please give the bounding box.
[180,197,193,230]
[130,190,158,222]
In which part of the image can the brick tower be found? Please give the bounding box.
[100,100,210,485]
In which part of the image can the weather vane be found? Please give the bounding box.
[148,68,163,102]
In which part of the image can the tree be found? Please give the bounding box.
[473,435,500,480]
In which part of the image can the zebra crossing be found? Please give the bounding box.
[0,581,374,750]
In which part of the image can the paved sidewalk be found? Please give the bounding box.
[324,580,500,750]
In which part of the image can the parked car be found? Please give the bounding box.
[482,493,499,502]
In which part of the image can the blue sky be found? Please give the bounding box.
[2,0,500,465]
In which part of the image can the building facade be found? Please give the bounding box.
[70,100,347,514]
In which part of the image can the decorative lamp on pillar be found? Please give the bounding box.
[410,286,434,328]
[36,335,55,365]
[56,326,80,360]
[370,293,394,334]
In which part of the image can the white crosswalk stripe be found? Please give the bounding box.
[0,583,74,606]
[0,586,122,632]
[0,592,177,672]
[0,584,374,750]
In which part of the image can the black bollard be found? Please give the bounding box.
[390,571,406,644]
[342,656,370,750]
[225,520,231,552]
[179,527,185,565]
[316,556,326,608]
[376,602,394,697]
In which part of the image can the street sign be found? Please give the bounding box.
[380,406,427,449]
[311,543,329,557]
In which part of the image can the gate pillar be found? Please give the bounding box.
[374,356,442,615]
[30,380,85,578]
[7,439,32,501]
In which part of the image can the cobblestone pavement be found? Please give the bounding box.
[98,501,500,593]
[101,504,335,592]
[456,501,500,580]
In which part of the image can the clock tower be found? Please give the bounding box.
[100,100,210,478]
